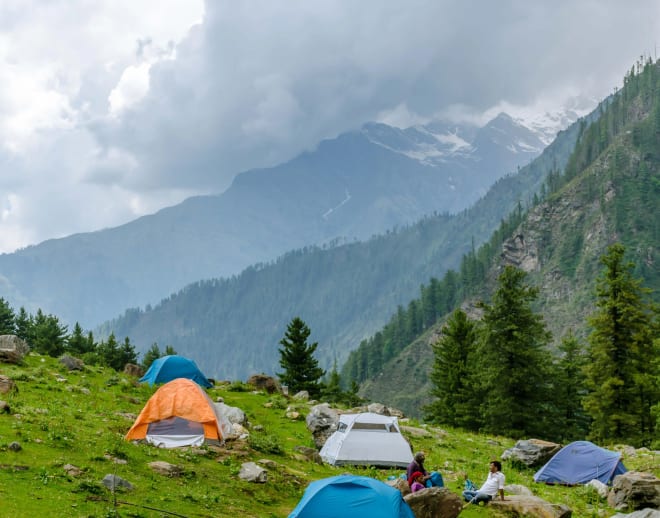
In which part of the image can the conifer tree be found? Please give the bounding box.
[321,361,343,404]
[550,331,589,441]
[476,265,553,438]
[583,244,659,445]
[14,307,32,343]
[425,309,479,429]
[0,297,16,335]
[277,317,325,398]
[31,310,68,357]
[67,322,95,355]
[142,343,163,369]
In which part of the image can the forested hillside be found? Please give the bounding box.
[97,109,585,382]
[355,59,660,423]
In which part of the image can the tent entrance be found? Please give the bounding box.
[146,417,204,448]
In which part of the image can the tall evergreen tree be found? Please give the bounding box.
[67,322,95,355]
[425,309,479,429]
[14,307,33,343]
[142,343,163,369]
[0,298,16,335]
[321,361,344,404]
[31,310,68,357]
[550,331,590,441]
[277,317,325,398]
[476,266,553,438]
[583,244,659,445]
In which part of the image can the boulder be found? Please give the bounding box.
[586,479,609,499]
[215,402,247,426]
[400,425,431,438]
[306,403,339,449]
[403,487,462,518]
[149,461,183,477]
[293,446,323,464]
[0,400,9,413]
[611,510,660,518]
[63,464,83,477]
[123,363,144,377]
[292,391,309,401]
[59,354,84,371]
[0,335,29,364]
[367,402,389,415]
[0,375,17,395]
[502,438,562,467]
[246,374,281,394]
[102,474,134,491]
[608,471,660,511]
[489,495,572,517]
[385,476,411,496]
[238,462,267,483]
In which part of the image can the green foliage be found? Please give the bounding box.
[474,266,554,438]
[425,309,479,428]
[583,244,659,446]
[277,317,325,398]
[30,309,68,357]
[0,297,16,335]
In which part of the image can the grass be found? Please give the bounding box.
[1,354,658,517]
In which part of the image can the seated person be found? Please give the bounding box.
[462,460,505,506]
[408,471,426,493]
[406,451,444,488]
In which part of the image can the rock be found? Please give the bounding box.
[489,495,572,517]
[367,402,389,415]
[403,487,462,518]
[505,484,534,496]
[0,375,17,395]
[149,461,183,477]
[306,404,340,449]
[0,335,29,364]
[59,354,84,371]
[0,401,9,413]
[611,510,660,518]
[239,462,267,483]
[102,474,134,491]
[385,477,411,496]
[293,446,323,464]
[258,459,278,469]
[292,391,309,401]
[586,479,609,499]
[63,464,83,477]
[400,425,431,438]
[8,442,21,452]
[215,402,247,426]
[246,374,281,394]
[232,423,249,439]
[286,411,301,420]
[608,471,660,511]
[123,363,144,377]
[502,439,562,467]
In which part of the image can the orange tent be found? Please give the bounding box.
[126,378,228,447]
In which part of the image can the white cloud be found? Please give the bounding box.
[1,0,659,253]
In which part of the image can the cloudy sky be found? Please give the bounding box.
[1,1,659,254]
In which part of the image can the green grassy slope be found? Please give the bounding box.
[1,354,657,517]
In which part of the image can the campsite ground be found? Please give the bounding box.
[0,354,658,517]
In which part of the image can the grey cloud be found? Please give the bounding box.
[91,0,660,196]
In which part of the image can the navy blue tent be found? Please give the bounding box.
[288,475,415,518]
[534,441,627,485]
[139,355,212,388]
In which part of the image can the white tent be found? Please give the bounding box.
[319,413,413,468]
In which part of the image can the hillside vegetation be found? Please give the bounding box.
[355,60,660,420]
[1,354,658,517]
[98,113,583,382]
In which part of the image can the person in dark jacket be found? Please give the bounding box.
[406,451,444,488]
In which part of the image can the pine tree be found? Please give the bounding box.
[550,331,590,441]
[0,298,16,335]
[476,266,553,438]
[142,343,163,369]
[425,309,479,428]
[583,244,659,445]
[321,361,343,404]
[14,307,33,343]
[277,317,325,398]
[31,310,68,357]
[67,322,95,355]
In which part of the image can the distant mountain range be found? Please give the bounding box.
[0,110,579,328]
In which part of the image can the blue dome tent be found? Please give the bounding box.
[288,475,415,518]
[139,355,212,388]
[533,441,627,485]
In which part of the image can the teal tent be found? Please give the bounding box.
[140,355,212,388]
[289,475,414,518]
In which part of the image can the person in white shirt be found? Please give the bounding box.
[462,460,505,505]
